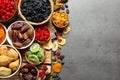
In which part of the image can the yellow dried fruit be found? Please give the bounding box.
[63,27,71,34]
[52,11,69,28]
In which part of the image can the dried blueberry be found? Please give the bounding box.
[66,9,69,14]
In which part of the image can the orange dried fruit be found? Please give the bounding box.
[53,62,62,73]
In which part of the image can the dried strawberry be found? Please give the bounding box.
[56,51,61,56]
[39,70,46,79]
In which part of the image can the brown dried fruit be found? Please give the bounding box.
[27,29,34,39]
[13,42,22,48]
[23,33,28,40]
[18,32,23,39]
[54,6,61,12]
[12,23,23,30]
[12,30,18,42]
[60,0,68,3]
[21,25,30,33]
[23,39,31,46]
[8,30,13,40]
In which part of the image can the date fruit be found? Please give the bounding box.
[8,21,34,48]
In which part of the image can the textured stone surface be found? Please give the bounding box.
[61,0,120,80]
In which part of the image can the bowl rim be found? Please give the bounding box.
[18,0,54,25]
[7,20,35,49]
[0,45,22,78]
[52,11,69,28]
[0,23,7,45]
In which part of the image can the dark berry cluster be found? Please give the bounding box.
[21,0,51,23]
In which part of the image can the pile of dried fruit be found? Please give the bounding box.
[18,64,38,80]
[21,0,51,23]
[0,0,70,80]
[0,45,20,76]
[25,43,44,64]
[0,24,6,44]
[35,26,50,43]
[52,11,69,28]
[8,21,34,48]
[0,0,16,21]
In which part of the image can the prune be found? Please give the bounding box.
[30,69,37,75]
[20,68,29,73]
[23,73,33,80]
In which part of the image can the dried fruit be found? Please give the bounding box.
[21,0,51,23]
[52,11,69,28]
[53,62,62,73]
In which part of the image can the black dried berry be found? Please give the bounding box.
[66,9,69,14]
[21,0,51,23]
[65,4,68,8]
[61,6,65,10]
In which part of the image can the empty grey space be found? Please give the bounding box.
[61,0,120,80]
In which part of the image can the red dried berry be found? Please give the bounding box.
[56,51,61,56]
[39,70,46,79]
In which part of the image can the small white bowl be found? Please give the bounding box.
[7,21,35,49]
[0,45,22,78]
[0,23,6,45]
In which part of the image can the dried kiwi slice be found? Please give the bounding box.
[28,54,39,63]
[30,43,40,53]
[26,51,32,56]
[37,50,44,61]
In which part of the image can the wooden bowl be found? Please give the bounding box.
[18,0,54,25]
[52,11,69,28]
[35,28,51,44]
[18,64,39,80]
[25,50,46,65]
[0,0,17,23]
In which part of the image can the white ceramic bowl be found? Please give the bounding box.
[0,45,22,78]
[0,23,6,45]
[7,21,35,49]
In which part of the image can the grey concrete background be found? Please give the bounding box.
[61,0,120,80]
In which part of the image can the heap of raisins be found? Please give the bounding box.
[21,0,51,23]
